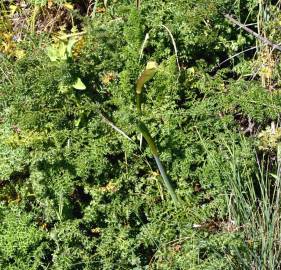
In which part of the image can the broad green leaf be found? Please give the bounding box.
[46,46,58,62]
[66,37,78,57]
[46,42,67,62]
[57,42,67,60]
[72,78,86,90]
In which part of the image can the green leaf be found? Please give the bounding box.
[136,61,158,94]
[72,78,86,90]
[46,46,59,62]
[66,37,78,58]
[46,42,67,62]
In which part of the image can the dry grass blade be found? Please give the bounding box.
[213,46,256,70]
[161,24,180,72]
[99,113,134,142]
[139,33,149,62]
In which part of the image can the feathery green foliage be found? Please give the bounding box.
[1,0,281,269]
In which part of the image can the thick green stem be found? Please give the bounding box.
[154,155,178,204]
[137,120,178,204]
[137,121,158,156]
[136,93,142,115]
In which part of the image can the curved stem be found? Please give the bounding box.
[135,61,178,204]
[137,120,179,204]
[137,121,158,156]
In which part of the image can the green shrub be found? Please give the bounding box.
[1,0,281,269]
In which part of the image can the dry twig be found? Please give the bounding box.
[225,14,281,52]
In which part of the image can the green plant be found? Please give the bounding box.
[135,60,178,204]
[224,138,281,269]
[2,0,281,269]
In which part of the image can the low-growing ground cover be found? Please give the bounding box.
[1,0,281,269]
